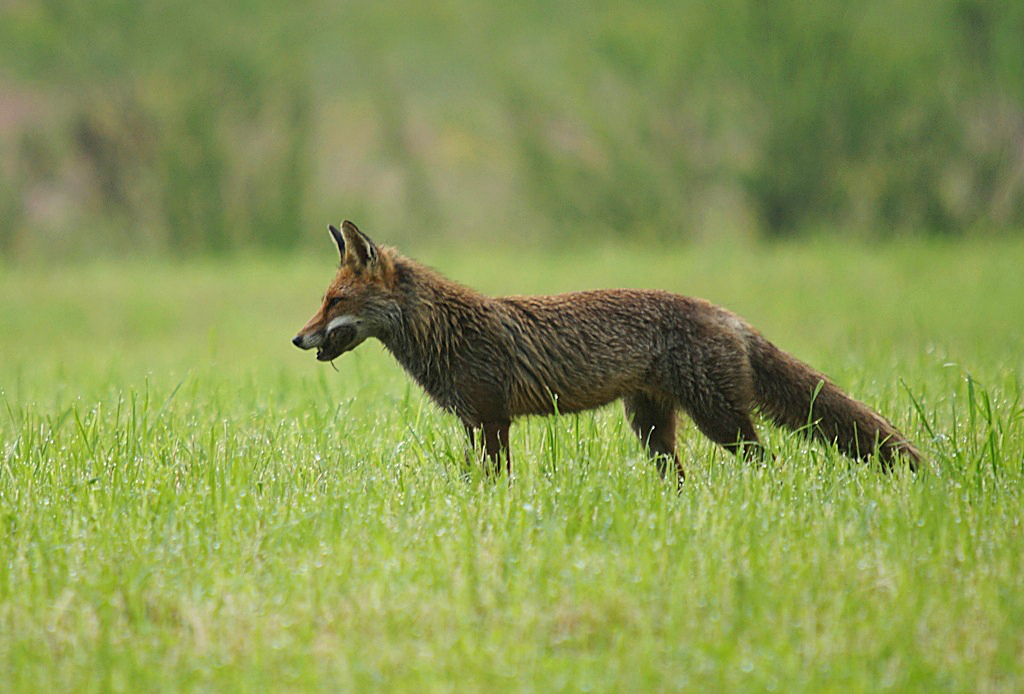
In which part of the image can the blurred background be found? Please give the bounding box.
[1,0,1023,258]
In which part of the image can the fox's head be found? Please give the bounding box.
[292,221,400,362]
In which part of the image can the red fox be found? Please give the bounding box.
[293,221,921,479]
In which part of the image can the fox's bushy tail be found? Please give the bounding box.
[747,334,921,470]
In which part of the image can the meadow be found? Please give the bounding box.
[1,238,1022,690]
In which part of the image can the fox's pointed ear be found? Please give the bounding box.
[340,220,378,269]
[328,224,345,260]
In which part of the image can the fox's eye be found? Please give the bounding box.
[326,296,342,309]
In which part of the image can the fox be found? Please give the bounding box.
[293,221,921,480]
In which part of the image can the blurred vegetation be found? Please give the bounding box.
[1,0,1023,256]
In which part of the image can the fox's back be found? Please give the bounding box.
[490,289,737,415]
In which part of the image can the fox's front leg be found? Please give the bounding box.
[462,422,479,469]
[463,420,511,477]
[483,421,511,477]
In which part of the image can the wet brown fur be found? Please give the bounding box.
[294,221,921,480]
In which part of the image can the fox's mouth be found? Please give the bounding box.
[315,325,358,362]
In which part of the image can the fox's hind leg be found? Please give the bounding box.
[683,391,762,461]
[673,355,764,461]
[623,394,685,481]
[690,408,762,460]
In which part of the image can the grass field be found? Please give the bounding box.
[1,238,1023,690]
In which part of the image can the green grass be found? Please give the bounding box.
[1,239,1023,690]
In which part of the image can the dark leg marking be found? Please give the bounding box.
[481,420,511,477]
[623,394,685,481]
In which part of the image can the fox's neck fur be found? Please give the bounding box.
[381,256,490,410]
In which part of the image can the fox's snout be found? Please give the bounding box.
[293,315,364,362]
[292,328,323,350]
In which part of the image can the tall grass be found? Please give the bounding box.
[1,239,1022,689]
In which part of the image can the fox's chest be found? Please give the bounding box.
[389,345,510,423]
